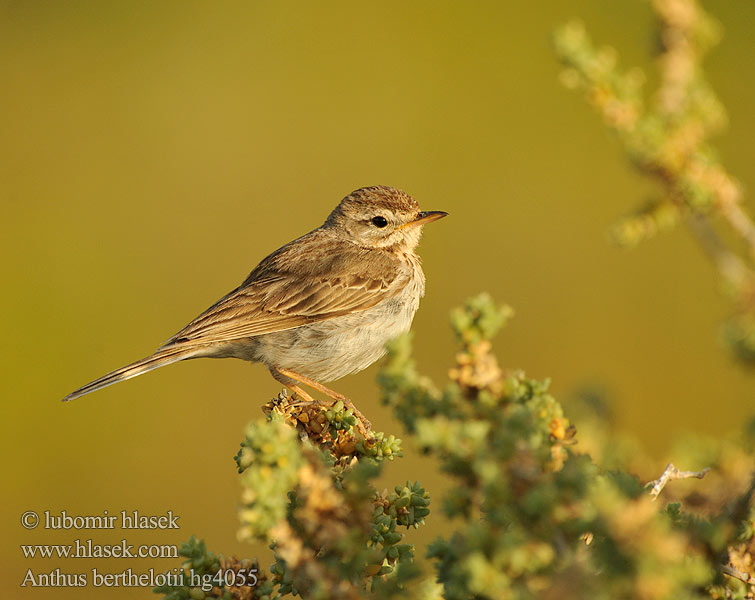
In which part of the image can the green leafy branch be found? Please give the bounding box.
[155,294,755,599]
[553,0,755,364]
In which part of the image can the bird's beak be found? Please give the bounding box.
[398,210,449,230]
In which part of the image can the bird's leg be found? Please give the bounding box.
[272,367,373,437]
[286,384,318,406]
[269,368,318,405]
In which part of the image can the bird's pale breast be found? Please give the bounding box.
[227,252,425,382]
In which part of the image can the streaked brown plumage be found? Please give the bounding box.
[63,185,447,432]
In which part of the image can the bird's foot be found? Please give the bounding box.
[334,399,373,439]
[273,368,373,439]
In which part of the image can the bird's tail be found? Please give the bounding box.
[62,346,203,402]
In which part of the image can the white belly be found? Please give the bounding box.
[250,292,419,382]
[216,251,426,382]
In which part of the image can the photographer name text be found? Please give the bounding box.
[28,510,179,530]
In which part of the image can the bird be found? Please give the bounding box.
[63,185,447,434]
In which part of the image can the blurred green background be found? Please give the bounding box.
[2,1,753,597]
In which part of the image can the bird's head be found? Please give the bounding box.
[325,185,447,251]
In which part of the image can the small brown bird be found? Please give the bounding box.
[63,186,447,433]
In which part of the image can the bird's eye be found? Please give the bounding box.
[371,216,388,228]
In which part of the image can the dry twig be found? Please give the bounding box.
[647,462,711,500]
[721,564,755,586]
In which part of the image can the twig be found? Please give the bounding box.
[647,462,711,500]
[722,564,755,586]
[686,214,755,291]
[720,201,755,265]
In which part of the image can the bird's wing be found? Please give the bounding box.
[160,232,406,348]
